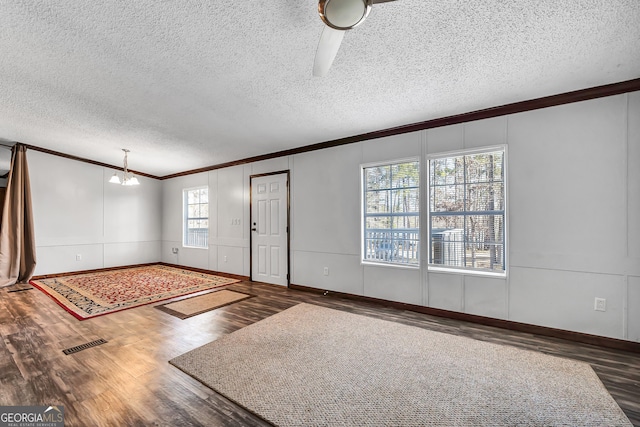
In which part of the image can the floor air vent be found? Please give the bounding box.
[7,288,34,293]
[63,339,108,355]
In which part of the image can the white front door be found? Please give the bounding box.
[251,172,288,286]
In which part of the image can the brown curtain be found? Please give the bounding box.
[0,144,36,286]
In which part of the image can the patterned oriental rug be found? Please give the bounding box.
[30,265,239,320]
[170,303,632,427]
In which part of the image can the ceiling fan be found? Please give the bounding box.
[313,0,397,77]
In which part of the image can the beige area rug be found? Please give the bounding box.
[170,303,632,427]
[156,289,251,319]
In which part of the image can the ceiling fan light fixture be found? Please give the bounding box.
[319,0,372,30]
[313,0,394,77]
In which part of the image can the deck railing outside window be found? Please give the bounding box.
[185,228,208,248]
[364,229,419,264]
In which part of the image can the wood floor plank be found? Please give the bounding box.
[1,281,639,426]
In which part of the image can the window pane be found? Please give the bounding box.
[429,148,506,272]
[363,161,419,266]
[464,214,504,271]
[200,219,209,229]
[184,187,209,248]
[465,183,504,211]
[394,236,419,264]
[366,190,390,214]
[364,233,393,262]
[466,153,489,183]
[492,152,504,181]
[188,190,198,204]
[366,166,391,190]
[431,157,459,186]
[366,216,391,230]
[466,152,504,183]
[431,214,464,231]
[363,230,419,265]
[431,184,464,212]
[466,214,504,244]
[430,220,465,267]
[392,215,419,230]
[200,188,209,200]
[391,161,419,188]
[391,188,419,213]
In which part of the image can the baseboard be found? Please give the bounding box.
[31,262,250,283]
[289,283,640,354]
[31,265,637,352]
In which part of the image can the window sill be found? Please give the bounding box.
[427,265,507,278]
[361,261,420,270]
[182,245,209,250]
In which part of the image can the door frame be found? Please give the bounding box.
[249,170,291,287]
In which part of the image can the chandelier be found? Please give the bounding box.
[109,149,140,186]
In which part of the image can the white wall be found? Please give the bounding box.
[26,90,635,341]
[160,157,291,277]
[29,150,162,275]
[506,95,631,339]
[161,91,639,342]
[628,92,640,342]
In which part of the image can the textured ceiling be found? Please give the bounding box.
[0,1,639,176]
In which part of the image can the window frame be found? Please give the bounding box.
[360,157,421,268]
[426,145,508,277]
[182,186,209,249]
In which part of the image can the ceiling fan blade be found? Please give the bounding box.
[313,26,345,77]
[372,0,396,3]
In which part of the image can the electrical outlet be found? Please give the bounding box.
[224,256,228,263]
[594,297,606,312]
[76,254,82,261]
[323,267,329,276]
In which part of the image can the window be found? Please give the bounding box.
[183,187,209,248]
[363,160,419,265]
[428,147,505,273]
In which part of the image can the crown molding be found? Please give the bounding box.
[161,77,640,179]
[15,78,640,180]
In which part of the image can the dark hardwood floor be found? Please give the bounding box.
[1,281,638,426]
